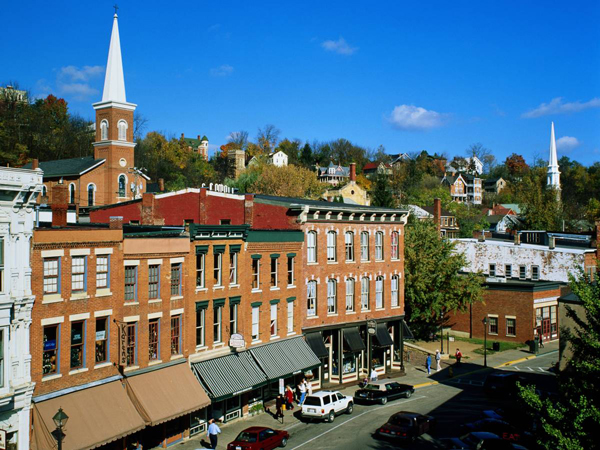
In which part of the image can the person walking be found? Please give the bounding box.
[370,367,378,381]
[276,394,284,423]
[455,348,462,365]
[207,418,221,449]
[426,354,432,375]
[298,379,307,405]
[306,379,313,396]
[285,385,294,410]
[435,350,441,372]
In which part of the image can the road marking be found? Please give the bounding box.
[538,367,547,372]
[528,367,534,371]
[289,396,425,450]
[514,366,520,370]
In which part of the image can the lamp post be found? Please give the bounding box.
[482,318,488,368]
[440,311,444,355]
[52,407,68,450]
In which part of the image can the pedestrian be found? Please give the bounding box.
[285,385,294,410]
[276,394,284,423]
[426,354,432,375]
[298,379,307,405]
[306,379,313,396]
[455,348,462,365]
[207,418,221,449]
[370,367,378,381]
[435,350,441,372]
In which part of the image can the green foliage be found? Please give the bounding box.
[446,203,490,238]
[517,167,563,230]
[404,220,484,338]
[517,269,600,450]
[371,173,395,207]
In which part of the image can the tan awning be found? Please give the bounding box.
[31,380,146,450]
[125,362,211,426]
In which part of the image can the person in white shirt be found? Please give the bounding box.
[306,379,313,395]
[370,368,378,381]
[298,380,307,405]
[207,418,221,449]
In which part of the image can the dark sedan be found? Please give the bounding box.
[375,411,435,442]
[227,427,289,450]
[354,380,414,405]
[444,431,528,450]
[460,419,531,445]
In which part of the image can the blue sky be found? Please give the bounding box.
[4,1,600,166]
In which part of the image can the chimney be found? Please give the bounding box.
[244,194,254,227]
[549,235,556,249]
[198,188,208,224]
[433,198,442,234]
[478,229,486,242]
[31,159,39,170]
[349,163,356,182]
[198,135,201,141]
[327,196,334,202]
[158,178,165,192]
[141,193,155,225]
[109,216,123,230]
[514,232,521,246]
[51,183,68,227]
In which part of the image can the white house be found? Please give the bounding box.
[446,156,484,176]
[0,166,43,449]
[269,151,288,167]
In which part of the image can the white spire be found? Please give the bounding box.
[101,14,127,103]
[547,122,561,190]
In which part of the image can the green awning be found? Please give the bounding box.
[343,327,366,353]
[373,323,394,347]
[250,336,321,381]
[305,332,328,359]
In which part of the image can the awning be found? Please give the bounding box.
[192,351,268,401]
[125,362,211,426]
[305,332,328,359]
[343,327,366,352]
[31,380,146,450]
[402,320,415,340]
[373,323,394,347]
[250,336,322,381]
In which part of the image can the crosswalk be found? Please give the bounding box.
[447,378,484,387]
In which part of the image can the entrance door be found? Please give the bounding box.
[541,319,551,341]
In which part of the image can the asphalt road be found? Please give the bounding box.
[499,351,558,375]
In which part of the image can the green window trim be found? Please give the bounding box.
[286,253,296,258]
[196,300,209,311]
[286,297,296,302]
[251,254,262,260]
[213,298,226,307]
[270,253,280,259]
[270,299,280,305]
[195,245,209,254]
[213,245,226,254]
[251,301,262,307]
[229,244,242,253]
[229,296,241,305]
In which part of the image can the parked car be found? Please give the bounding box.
[444,431,528,450]
[227,426,289,450]
[354,380,415,405]
[460,419,531,444]
[374,411,436,442]
[483,373,526,397]
[301,390,353,422]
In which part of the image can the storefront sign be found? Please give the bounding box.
[118,323,127,366]
[367,320,377,335]
[448,336,455,342]
[96,330,106,340]
[43,340,56,351]
[0,429,6,450]
[229,333,245,349]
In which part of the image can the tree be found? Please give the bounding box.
[276,138,301,165]
[373,145,391,164]
[517,269,600,450]
[256,124,280,154]
[300,142,313,167]
[404,220,484,338]
[518,168,563,230]
[466,143,492,173]
[133,112,148,141]
[505,153,529,177]
[447,203,490,238]
[371,173,395,207]
[227,130,249,151]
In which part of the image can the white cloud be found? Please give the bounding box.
[388,104,445,131]
[556,136,580,151]
[56,65,104,101]
[522,97,600,118]
[210,64,234,77]
[59,65,104,82]
[321,37,357,55]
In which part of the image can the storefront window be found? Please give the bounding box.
[226,395,241,412]
[372,347,385,368]
[342,353,356,374]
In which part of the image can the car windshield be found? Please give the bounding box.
[363,384,381,390]
[303,397,321,406]
[391,417,412,427]
[235,432,257,443]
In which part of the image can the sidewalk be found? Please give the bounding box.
[163,341,558,449]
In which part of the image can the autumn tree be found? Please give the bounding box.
[256,124,280,154]
[505,153,529,178]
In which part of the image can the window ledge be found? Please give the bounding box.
[391,306,402,309]
[270,335,280,340]
[124,301,139,306]
[212,286,224,291]
[251,289,262,294]
[195,345,208,352]
[170,295,184,301]
[345,260,356,264]
[306,315,319,319]
[170,354,184,361]
[148,299,162,304]
[195,287,208,293]
[345,311,356,315]
[251,340,262,345]
[69,367,89,375]
[70,294,90,301]
[148,360,163,366]
[287,332,297,337]
[361,309,371,313]
[213,342,225,349]
[327,313,339,317]
[124,365,140,372]
[42,295,63,304]
[506,335,516,338]
[287,285,296,289]
[94,362,112,369]
[306,262,318,266]
[375,259,384,263]
[375,308,385,311]
[229,284,240,289]
[270,287,280,291]
[391,258,400,262]
[42,374,62,382]
[327,261,338,265]
[95,290,112,298]
[489,333,498,336]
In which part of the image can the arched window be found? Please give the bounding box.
[117,120,128,141]
[345,231,354,261]
[307,281,317,317]
[345,278,355,312]
[327,279,337,314]
[42,185,47,197]
[100,120,109,140]
[326,231,337,262]
[87,184,95,206]
[68,183,75,204]
[391,231,399,260]
[307,231,317,263]
[375,232,384,260]
[361,277,370,311]
[360,231,369,261]
[375,276,384,309]
[118,175,126,197]
[391,275,399,308]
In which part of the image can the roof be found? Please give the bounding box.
[249,337,321,381]
[484,177,503,185]
[254,194,409,214]
[422,205,453,217]
[318,163,350,177]
[22,156,105,178]
[501,204,522,214]
[558,292,581,304]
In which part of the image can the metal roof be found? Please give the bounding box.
[249,336,321,381]
[22,156,105,178]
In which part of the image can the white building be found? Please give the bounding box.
[0,167,43,449]
[269,150,288,167]
[446,156,483,176]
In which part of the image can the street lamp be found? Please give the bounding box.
[482,318,488,368]
[52,407,68,450]
[440,311,444,355]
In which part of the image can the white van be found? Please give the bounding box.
[300,390,353,422]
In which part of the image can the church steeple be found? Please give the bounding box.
[102,13,127,103]
[547,122,561,192]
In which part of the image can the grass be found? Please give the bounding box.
[451,335,526,356]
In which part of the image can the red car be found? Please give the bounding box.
[227,426,289,450]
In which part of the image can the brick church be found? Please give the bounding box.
[26,13,148,207]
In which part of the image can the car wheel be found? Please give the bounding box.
[328,411,335,423]
[280,437,288,447]
[405,390,412,398]
[380,397,387,405]
[346,402,353,414]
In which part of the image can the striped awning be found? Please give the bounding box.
[250,336,322,381]
[192,351,268,401]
